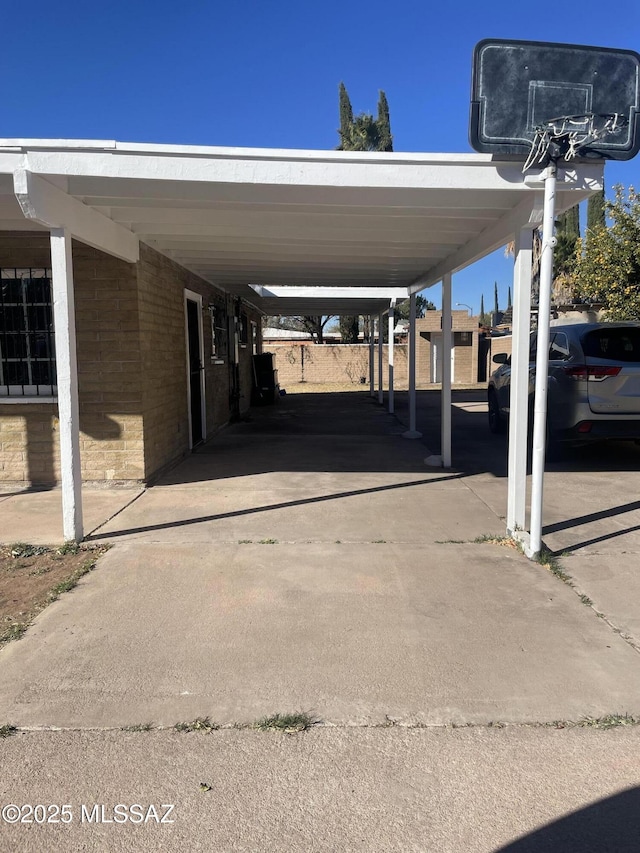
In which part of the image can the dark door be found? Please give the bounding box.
[186,299,203,446]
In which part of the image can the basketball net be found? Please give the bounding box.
[523,112,628,171]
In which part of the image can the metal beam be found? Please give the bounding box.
[407,195,545,294]
[403,292,422,439]
[441,273,452,468]
[388,301,396,414]
[378,313,384,405]
[14,170,139,262]
[50,228,83,542]
[507,226,534,538]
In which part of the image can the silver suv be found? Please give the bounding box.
[488,322,640,454]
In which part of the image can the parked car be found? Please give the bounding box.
[488,322,640,455]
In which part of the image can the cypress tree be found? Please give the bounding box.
[587,187,606,238]
[554,204,581,278]
[480,294,485,324]
[337,83,354,151]
[377,90,393,152]
[507,286,512,309]
[493,282,499,314]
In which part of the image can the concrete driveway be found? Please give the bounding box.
[2,389,640,852]
[1,390,640,729]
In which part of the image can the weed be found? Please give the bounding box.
[10,543,50,559]
[122,723,153,732]
[535,548,573,584]
[578,714,640,729]
[48,561,95,601]
[238,540,253,544]
[57,542,80,556]
[199,782,212,792]
[0,622,28,645]
[372,539,387,544]
[579,594,594,607]
[254,711,317,733]
[435,539,467,544]
[473,533,505,544]
[0,724,17,738]
[174,717,219,733]
[258,539,278,545]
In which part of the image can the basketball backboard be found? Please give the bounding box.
[470,39,640,162]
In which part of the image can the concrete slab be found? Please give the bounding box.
[565,553,640,646]
[1,542,639,729]
[0,488,144,545]
[92,476,498,544]
[1,727,640,853]
[541,472,640,555]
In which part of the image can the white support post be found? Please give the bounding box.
[378,313,384,405]
[529,164,557,558]
[403,292,422,439]
[441,273,452,467]
[507,226,534,539]
[388,301,396,414]
[369,315,375,397]
[50,228,83,542]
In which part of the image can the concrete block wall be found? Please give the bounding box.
[1,233,261,487]
[73,241,145,482]
[271,343,409,388]
[0,233,146,486]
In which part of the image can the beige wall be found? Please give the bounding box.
[0,234,260,487]
[271,343,409,388]
[269,310,481,388]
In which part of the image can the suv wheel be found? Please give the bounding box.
[488,390,505,434]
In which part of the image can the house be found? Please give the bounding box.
[0,233,262,487]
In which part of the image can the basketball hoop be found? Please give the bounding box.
[523,112,629,171]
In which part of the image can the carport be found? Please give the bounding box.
[0,140,603,548]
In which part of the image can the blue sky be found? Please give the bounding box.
[3,0,640,313]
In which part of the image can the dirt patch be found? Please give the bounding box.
[0,543,108,648]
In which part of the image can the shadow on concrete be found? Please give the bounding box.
[393,388,640,478]
[496,785,640,853]
[87,472,464,541]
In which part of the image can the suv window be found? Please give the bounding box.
[582,328,640,362]
[549,331,570,361]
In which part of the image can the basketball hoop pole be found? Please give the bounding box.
[528,161,557,558]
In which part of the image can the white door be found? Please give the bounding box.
[431,334,455,383]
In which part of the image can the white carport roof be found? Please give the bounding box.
[0,139,603,317]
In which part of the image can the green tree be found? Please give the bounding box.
[573,185,640,320]
[339,315,360,343]
[377,90,393,152]
[395,294,435,320]
[337,83,393,152]
[554,204,580,279]
[337,83,394,334]
[480,294,486,324]
[586,186,606,240]
[507,286,512,310]
[337,83,354,152]
[493,282,499,314]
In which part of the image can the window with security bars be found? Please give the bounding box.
[0,268,57,397]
